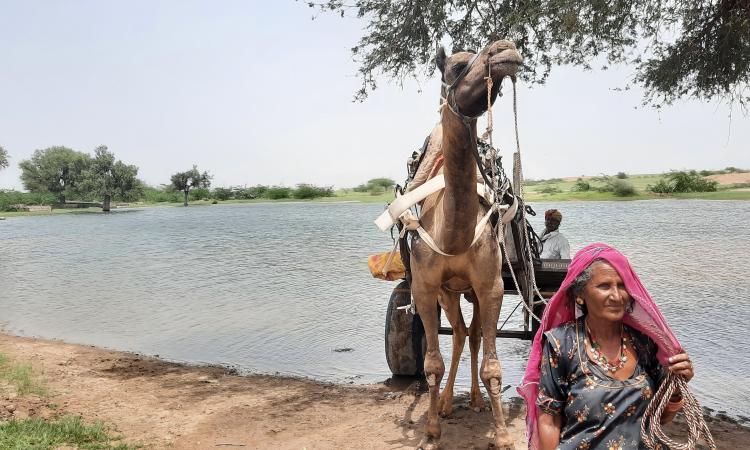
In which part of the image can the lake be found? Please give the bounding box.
[1,200,748,417]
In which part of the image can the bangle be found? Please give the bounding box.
[665,397,685,413]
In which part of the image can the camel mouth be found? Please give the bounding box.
[488,49,523,75]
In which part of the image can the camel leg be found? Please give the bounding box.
[413,281,445,450]
[473,278,515,450]
[437,289,466,417]
[466,292,486,412]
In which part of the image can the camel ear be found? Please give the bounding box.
[436,45,447,75]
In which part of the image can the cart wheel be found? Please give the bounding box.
[385,281,426,376]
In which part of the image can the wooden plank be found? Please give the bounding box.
[438,326,532,340]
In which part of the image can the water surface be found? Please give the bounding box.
[1,200,748,417]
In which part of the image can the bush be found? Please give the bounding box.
[647,171,718,194]
[0,190,57,211]
[142,186,181,203]
[539,186,561,194]
[571,178,590,192]
[353,177,395,194]
[233,187,257,199]
[668,171,718,192]
[648,179,674,194]
[367,178,395,189]
[616,171,628,179]
[266,186,291,199]
[189,188,211,201]
[292,184,334,199]
[611,179,636,196]
[369,185,386,195]
[212,187,233,201]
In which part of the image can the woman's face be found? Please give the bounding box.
[581,261,630,323]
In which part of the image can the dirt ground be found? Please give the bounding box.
[706,172,750,185]
[0,333,746,450]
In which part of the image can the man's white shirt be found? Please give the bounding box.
[540,230,571,259]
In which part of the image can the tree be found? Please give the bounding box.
[308,1,750,106]
[79,146,143,211]
[0,146,8,170]
[170,165,211,206]
[19,146,90,203]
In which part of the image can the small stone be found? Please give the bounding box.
[5,404,15,413]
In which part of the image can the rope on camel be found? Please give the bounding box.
[641,372,716,450]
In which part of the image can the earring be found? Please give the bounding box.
[576,298,584,305]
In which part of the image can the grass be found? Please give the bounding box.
[1,173,748,219]
[0,353,47,396]
[522,173,750,201]
[0,416,135,450]
[0,353,137,449]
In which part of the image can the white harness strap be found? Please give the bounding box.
[374,174,519,257]
[375,174,493,231]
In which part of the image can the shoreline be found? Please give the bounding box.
[1,333,747,449]
[1,192,749,218]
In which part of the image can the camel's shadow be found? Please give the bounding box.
[382,376,526,449]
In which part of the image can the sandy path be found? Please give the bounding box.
[0,333,745,449]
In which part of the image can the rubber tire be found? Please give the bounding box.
[385,281,426,376]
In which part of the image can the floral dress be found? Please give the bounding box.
[536,318,665,450]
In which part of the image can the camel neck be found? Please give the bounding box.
[437,106,480,254]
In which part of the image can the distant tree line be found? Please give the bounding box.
[0,145,338,211]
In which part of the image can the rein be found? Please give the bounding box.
[441,45,495,189]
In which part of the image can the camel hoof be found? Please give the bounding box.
[438,398,453,417]
[492,436,515,450]
[418,436,440,450]
[470,392,486,412]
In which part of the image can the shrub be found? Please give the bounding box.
[266,186,291,199]
[611,179,636,196]
[369,185,386,195]
[592,175,636,196]
[539,186,561,194]
[292,184,334,199]
[232,188,255,199]
[648,179,675,194]
[353,184,370,192]
[616,171,628,179]
[189,188,211,201]
[572,178,591,192]
[212,187,233,201]
[367,178,395,189]
[668,171,718,192]
[0,190,57,211]
[142,186,181,203]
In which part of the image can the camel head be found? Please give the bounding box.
[437,40,523,119]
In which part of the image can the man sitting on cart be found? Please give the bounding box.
[540,209,571,259]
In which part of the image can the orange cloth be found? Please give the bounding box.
[367,251,406,281]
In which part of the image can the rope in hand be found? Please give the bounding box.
[641,372,716,449]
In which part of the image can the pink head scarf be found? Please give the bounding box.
[517,243,683,450]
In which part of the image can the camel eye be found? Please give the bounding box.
[451,62,467,77]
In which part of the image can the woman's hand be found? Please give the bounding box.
[667,352,694,382]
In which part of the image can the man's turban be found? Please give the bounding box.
[544,209,562,221]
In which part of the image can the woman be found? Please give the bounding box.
[519,244,694,450]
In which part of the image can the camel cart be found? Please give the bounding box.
[384,212,570,376]
[377,138,571,376]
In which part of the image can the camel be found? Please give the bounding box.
[410,40,522,450]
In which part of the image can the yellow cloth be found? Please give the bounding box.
[368,251,406,281]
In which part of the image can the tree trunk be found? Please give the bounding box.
[184,190,189,207]
[102,194,111,212]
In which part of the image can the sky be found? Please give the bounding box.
[1,1,748,190]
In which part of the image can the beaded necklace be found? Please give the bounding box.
[585,319,628,373]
